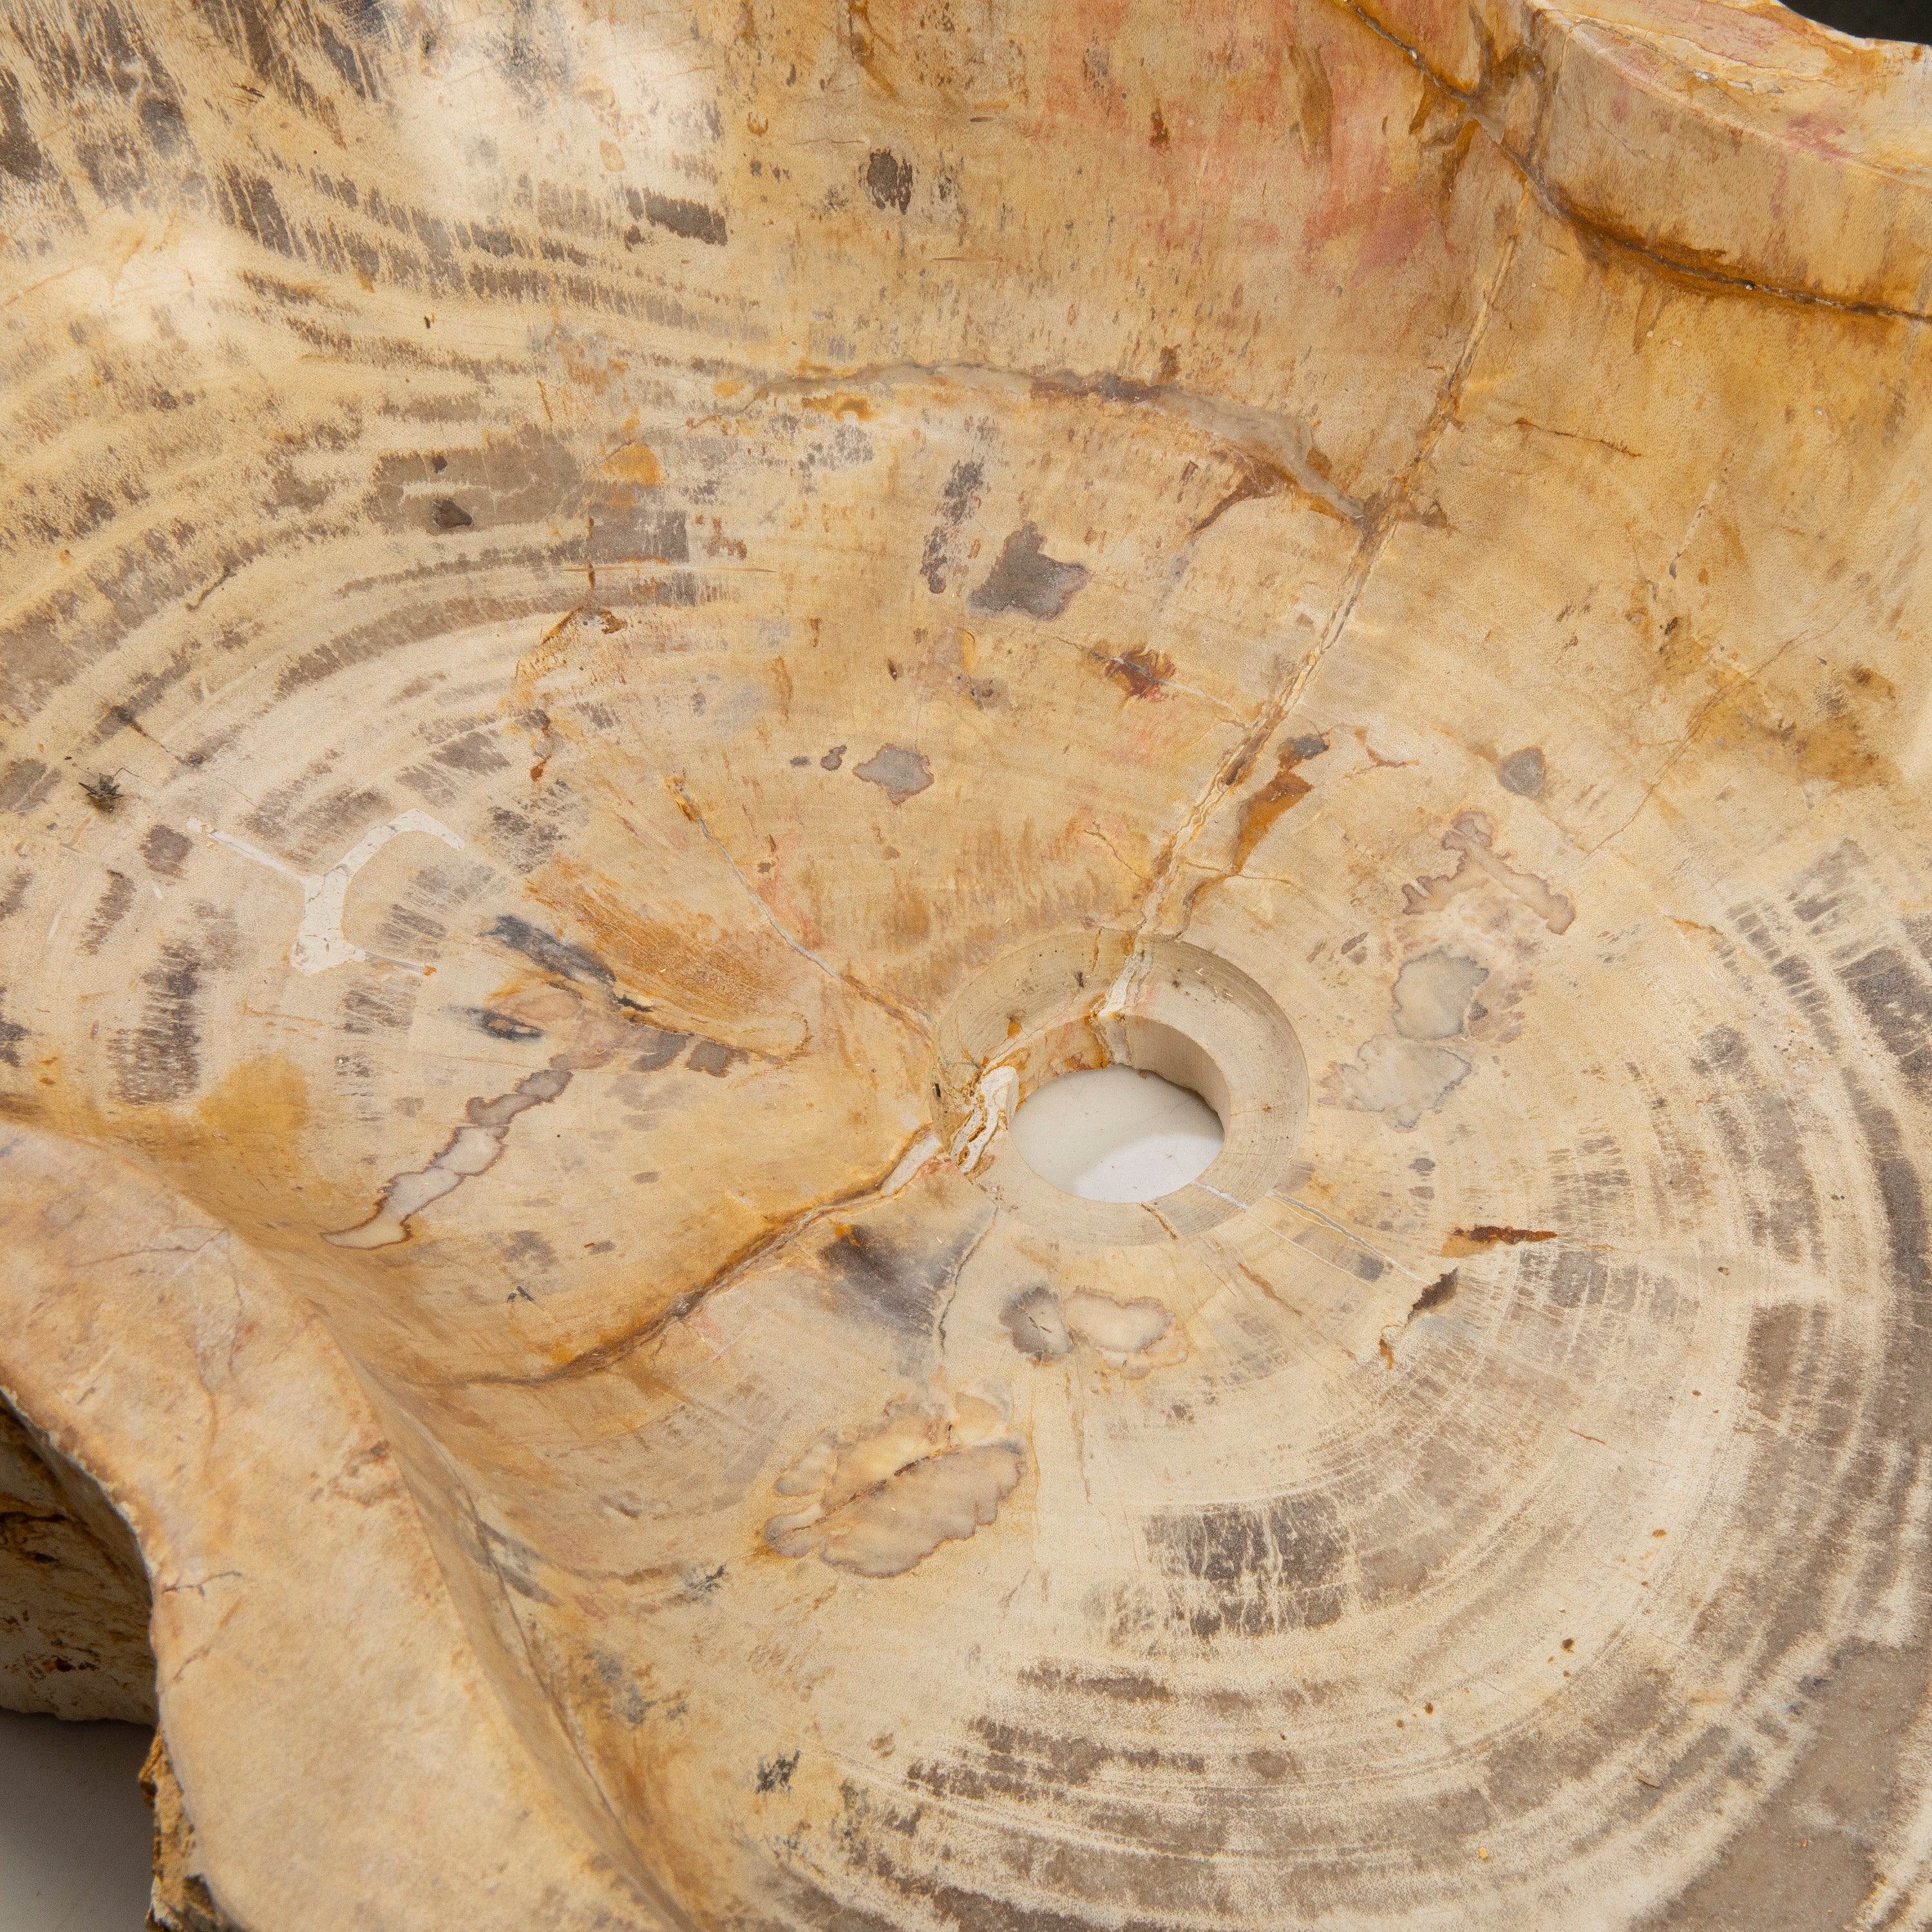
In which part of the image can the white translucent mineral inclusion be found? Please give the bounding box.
[186,810,463,974]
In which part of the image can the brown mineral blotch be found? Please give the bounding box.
[3,1,1931,1927]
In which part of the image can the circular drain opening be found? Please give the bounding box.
[934,931,1306,1242]
[1009,1064,1225,1202]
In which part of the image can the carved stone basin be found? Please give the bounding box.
[5,1,1932,1926]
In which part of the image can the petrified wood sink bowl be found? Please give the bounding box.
[4,0,1932,1926]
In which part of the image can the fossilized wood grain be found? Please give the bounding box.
[0,1127,660,1931]
[3,0,1932,1927]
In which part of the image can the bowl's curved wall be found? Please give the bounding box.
[4,1,1932,1926]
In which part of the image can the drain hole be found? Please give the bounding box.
[1008,1065,1224,1202]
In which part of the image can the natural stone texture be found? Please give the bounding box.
[2,0,1931,1927]
[0,1396,155,1721]
[0,1130,661,1931]
[141,1732,242,1932]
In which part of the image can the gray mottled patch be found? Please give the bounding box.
[141,824,193,877]
[630,1026,690,1072]
[432,730,509,774]
[687,1038,748,1077]
[487,914,620,996]
[865,149,912,213]
[1390,949,1488,1041]
[0,760,56,815]
[1001,1285,1072,1359]
[1839,946,1932,1095]
[0,990,24,1068]
[1147,1492,1346,1638]
[853,745,933,805]
[1497,746,1546,797]
[79,873,135,956]
[644,191,726,245]
[594,503,688,567]
[967,523,1090,620]
[466,1006,544,1042]
[500,1228,558,1273]
[818,1208,994,1352]
[921,459,983,593]
[109,942,202,1105]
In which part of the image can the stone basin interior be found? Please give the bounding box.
[4,1,1932,1928]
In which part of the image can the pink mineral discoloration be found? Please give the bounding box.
[3,0,1929,1925]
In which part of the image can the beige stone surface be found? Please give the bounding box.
[142,1730,236,1932]
[3,0,1932,1926]
[0,1128,667,1928]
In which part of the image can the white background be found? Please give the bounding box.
[0,1709,154,1931]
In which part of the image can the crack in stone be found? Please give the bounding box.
[1331,0,1932,326]
[666,774,933,1042]
[323,1060,575,1250]
[456,1126,946,1387]
[1134,178,1535,941]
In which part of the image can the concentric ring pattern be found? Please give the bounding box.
[4,1,1932,1926]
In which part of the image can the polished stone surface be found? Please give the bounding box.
[3,0,1931,1926]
